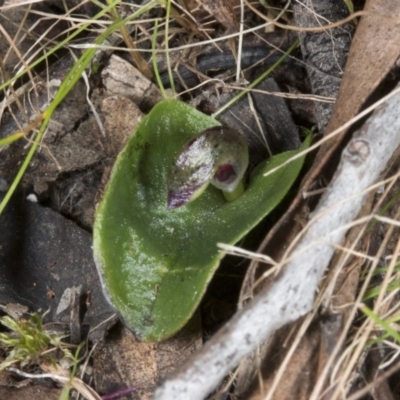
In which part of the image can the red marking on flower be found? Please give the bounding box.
[214,164,236,183]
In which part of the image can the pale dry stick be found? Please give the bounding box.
[0,86,10,127]
[235,0,291,82]
[311,205,400,400]
[43,52,53,113]
[217,243,280,286]
[88,313,117,337]
[224,84,335,102]
[326,241,376,263]
[35,134,62,170]
[0,83,26,133]
[60,182,78,209]
[236,0,245,82]
[371,215,400,228]
[245,93,272,154]
[178,77,225,96]
[0,0,44,11]
[69,49,106,137]
[153,86,400,400]
[217,243,278,266]
[7,367,102,400]
[29,2,133,27]
[226,104,270,150]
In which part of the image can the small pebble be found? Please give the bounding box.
[26,193,38,203]
[0,177,9,192]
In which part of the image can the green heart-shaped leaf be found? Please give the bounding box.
[93,99,311,341]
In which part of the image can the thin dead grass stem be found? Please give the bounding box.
[308,167,400,397]
[266,211,373,399]
[316,206,400,399]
